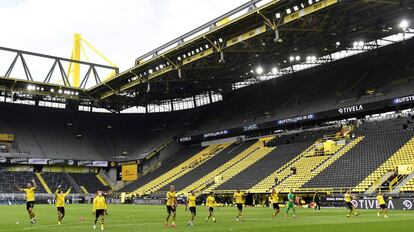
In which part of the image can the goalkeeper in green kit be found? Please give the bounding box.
[285,189,296,218]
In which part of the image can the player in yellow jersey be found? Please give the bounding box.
[376,192,388,218]
[344,189,359,218]
[16,179,37,224]
[55,185,72,224]
[92,191,108,230]
[270,188,282,220]
[233,189,245,221]
[205,192,217,223]
[186,190,197,226]
[165,185,177,228]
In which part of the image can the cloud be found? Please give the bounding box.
[0,0,247,73]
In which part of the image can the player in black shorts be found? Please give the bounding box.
[165,185,177,228]
[16,179,37,224]
[313,191,321,212]
[205,192,217,223]
[376,192,388,218]
[344,190,359,217]
[186,191,197,226]
[270,188,281,219]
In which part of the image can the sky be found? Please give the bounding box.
[0,0,248,73]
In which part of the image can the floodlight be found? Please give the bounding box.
[399,19,409,29]
[256,66,264,75]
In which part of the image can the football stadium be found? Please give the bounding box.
[1,0,414,231]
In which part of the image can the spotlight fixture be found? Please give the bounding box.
[256,66,264,75]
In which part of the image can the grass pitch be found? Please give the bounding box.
[0,204,413,232]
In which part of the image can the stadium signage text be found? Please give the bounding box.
[325,197,414,210]
[28,158,49,165]
[277,114,315,125]
[116,160,139,166]
[10,157,28,164]
[393,95,414,105]
[203,130,229,138]
[337,105,363,114]
[48,159,66,165]
[179,136,192,142]
[0,157,109,167]
[351,199,395,210]
[243,124,259,131]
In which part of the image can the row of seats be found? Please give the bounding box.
[402,176,414,192]
[130,144,229,195]
[69,173,110,193]
[217,141,312,191]
[354,134,414,192]
[0,103,196,160]
[119,146,204,192]
[303,129,414,189]
[42,172,81,193]
[158,141,255,192]
[0,170,108,194]
[0,170,46,193]
[179,140,263,194]
[203,144,274,193]
[249,142,316,193]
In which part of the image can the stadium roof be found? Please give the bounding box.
[1,0,413,111]
[87,0,413,109]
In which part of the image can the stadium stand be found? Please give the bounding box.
[119,146,204,192]
[177,140,261,194]
[216,141,312,191]
[402,176,414,192]
[69,173,110,194]
[0,170,46,193]
[249,142,317,193]
[202,142,274,193]
[184,40,414,135]
[41,172,81,193]
[128,144,230,195]
[157,140,255,192]
[302,128,414,191]
[0,103,196,160]
[354,135,414,193]
[1,39,414,163]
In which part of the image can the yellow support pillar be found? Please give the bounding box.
[80,186,89,194]
[72,33,81,87]
[35,172,52,194]
[96,174,110,187]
